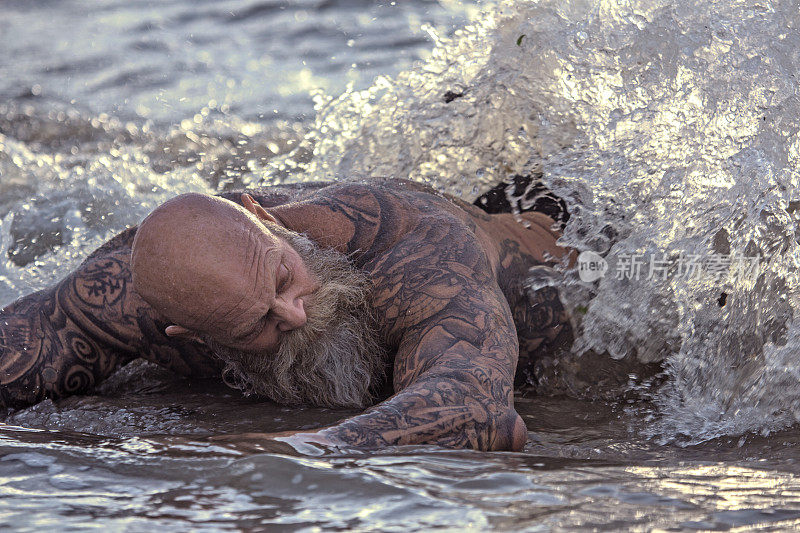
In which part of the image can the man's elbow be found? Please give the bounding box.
[491,407,528,452]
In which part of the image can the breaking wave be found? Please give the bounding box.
[265,0,800,443]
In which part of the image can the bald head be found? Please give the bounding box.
[131,192,282,333]
[132,192,385,408]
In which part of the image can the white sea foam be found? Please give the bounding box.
[0,132,211,306]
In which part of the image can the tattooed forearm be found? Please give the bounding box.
[322,365,522,450]
[0,285,133,407]
[317,213,525,451]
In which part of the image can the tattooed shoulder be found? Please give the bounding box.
[495,238,573,371]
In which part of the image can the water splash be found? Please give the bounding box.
[266,0,800,442]
[4,0,800,443]
[0,125,212,305]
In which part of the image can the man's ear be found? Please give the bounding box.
[165,325,205,344]
[241,193,278,224]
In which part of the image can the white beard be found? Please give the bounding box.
[204,225,387,409]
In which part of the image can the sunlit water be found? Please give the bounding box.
[4,0,800,530]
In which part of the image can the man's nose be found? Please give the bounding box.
[277,297,306,331]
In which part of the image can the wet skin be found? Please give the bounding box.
[131,192,322,355]
[0,179,572,451]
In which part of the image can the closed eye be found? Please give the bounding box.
[233,321,263,343]
[276,262,292,294]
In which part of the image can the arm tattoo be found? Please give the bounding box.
[0,228,219,408]
[318,211,523,450]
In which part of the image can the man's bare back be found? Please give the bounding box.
[0,178,571,451]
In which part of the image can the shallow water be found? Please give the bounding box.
[5,0,800,530]
[4,365,800,531]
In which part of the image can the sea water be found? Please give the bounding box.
[3,0,800,530]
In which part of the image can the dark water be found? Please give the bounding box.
[4,0,800,530]
[4,363,800,530]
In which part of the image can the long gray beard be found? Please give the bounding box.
[204,225,386,409]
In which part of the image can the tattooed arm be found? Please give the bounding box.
[0,228,218,408]
[0,183,341,408]
[222,183,529,451]
[311,219,526,451]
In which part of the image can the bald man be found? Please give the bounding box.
[0,178,572,451]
